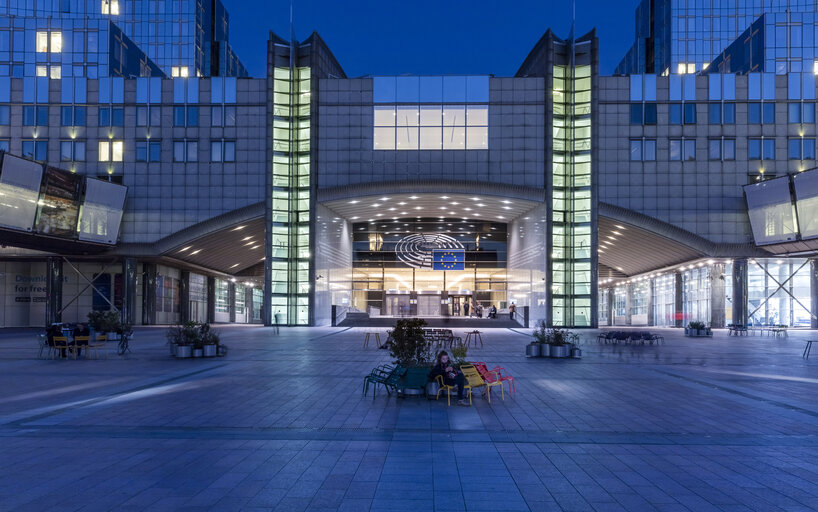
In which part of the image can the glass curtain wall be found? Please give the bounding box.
[551,64,592,326]
[653,274,675,326]
[631,281,649,325]
[598,288,609,325]
[683,267,711,325]
[270,66,311,325]
[748,259,811,327]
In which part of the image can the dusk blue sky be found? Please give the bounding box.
[228,0,637,78]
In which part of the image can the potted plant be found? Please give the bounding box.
[87,310,121,340]
[548,328,571,358]
[388,318,432,396]
[528,320,549,357]
[167,321,201,358]
[686,321,707,336]
[201,324,220,357]
[568,332,582,358]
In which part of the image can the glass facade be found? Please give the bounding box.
[652,274,675,326]
[748,258,812,326]
[551,64,592,326]
[0,0,247,77]
[270,66,311,325]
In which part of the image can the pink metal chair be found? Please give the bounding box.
[472,362,515,397]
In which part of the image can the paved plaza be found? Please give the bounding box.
[0,325,817,511]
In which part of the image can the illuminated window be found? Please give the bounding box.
[99,140,123,162]
[36,32,49,53]
[101,0,119,15]
[50,32,62,53]
[50,66,61,79]
[374,104,487,150]
[171,66,189,78]
[36,65,47,77]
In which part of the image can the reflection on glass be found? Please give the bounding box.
[36,167,81,237]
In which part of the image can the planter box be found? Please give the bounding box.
[526,344,543,357]
[550,344,569,358]
[203,344,217,357]
[193,348,203,358]
[175,345,192,358]
[169,343,177,356]
[571,347,582,358]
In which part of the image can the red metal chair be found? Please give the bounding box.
[472,362,515,397]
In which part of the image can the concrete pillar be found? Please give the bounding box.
[811,259,818,329]
[206,276,215,324]
[45,257,63,326]
[228,281,236,323]
[245,285,254,324]
[141,263,156,325]
[732,259,748,326]
[121,258,137,327]
[710,263,726,328]
[646,279,655,326]
[180,271,190,324]
[674,271,684,328]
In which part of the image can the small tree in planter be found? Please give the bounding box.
[166,321,201,358]
[687,321,707,336]
[548,328,571,358]
[201,323,220,357]
[450,345,468,368]
[528,320,549,357]
[87,310,122,339]
[389,318,432,367]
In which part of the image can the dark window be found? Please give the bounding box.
[0,105,9,125]
[74,106,86,126]
[22,140,47,161]
[723,139,735,160]
[749,102,761,124]
[61,106,73,126]
[112,107,123,126]
[644,104,657,124]
[630,139,642,160]
[709,139,721,160]
[22,105,35,126]
[150,107,161,126]
[211,105,223,126]
[174,106,186,126]
[187,106,198,126]
[763,138,775,160]
[669,104,682,124]
[225,106,236,126]
[683,103,697,124]
[136,140,161,162]
[643,139,655,160]
[789,103,802,123]
[723,103,735,124]
[630,104,643,125]
[0,139,8,152]
[36,106,48,126]
[763,103,775,124]
[60,140,72,161]
[805,139,816,159]
[709,103,721,124]
[98,106,110,126]
[136,141,148,162]
[137,106,148,126]
[749,138,762,160]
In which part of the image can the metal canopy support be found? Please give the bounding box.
[674,271,684,327]
[710,262,726,328]
[228,280,236,323]
[142,263,156,325]
[45,257,63,325]
[58,258,118,315]
[732,259,748,326]
[180,271,191,324]
[207,276,216,324]
[122,258,137,327]
[811,259,818,329]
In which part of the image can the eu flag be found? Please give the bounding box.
[433,249,465,270]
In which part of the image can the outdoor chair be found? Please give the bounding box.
[471,362,515,398]
[51,336,72,359]
[36,333,50,359]
[646,332,664,344]
[73,335,91,358]
[460,364,503,403]
[613,332,630,345]
[434,374,471,406]
[363,365,400,397]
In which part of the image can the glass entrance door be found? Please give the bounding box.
[417,295,439,316]
[385,294,410,316]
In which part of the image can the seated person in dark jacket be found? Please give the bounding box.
[429,351,470,406]
[47,324,67,358]
[72,323,91,357]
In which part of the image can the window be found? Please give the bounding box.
[683,139,696,160]
[22,140,47,161]
[788,102,815,124]
[211,106,223,126]
[709,103,735,124]
[174,106,198,127]
[23,106,49,126]
[171,66,189,78]
[98,140,123,162]
[61,106,86,127]
[50,32,62,53]
[136,140,161,162]
[709,139,735,160]
[670,139,695,160]
[750,102,775,124]
[60,140,85,161]
[0,139,8,152]
[669,104,682,124]
[101,0,120,15]
[173,140,198,162]
[789,138,816,160]
[98,106,123,126]
[749,138,775,160]
[136,106,161,126]
[683,103,697,124]
[36,32,48,53]
[211,140,236,162]
[670,139,681,160]
[630,139,656,161]
[0,105,10,125]
[374,104,487,150]
[630,103,657,125]
[36,31,61,53]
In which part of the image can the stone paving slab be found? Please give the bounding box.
[0,325,817,511]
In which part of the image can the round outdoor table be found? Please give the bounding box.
[465,330,483,348]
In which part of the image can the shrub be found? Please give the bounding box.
[388,318,432,366]
[450,345,468,367]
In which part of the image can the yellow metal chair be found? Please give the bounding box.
[434,374,471,406]
[460,364,504,403]
[73,336,92,359]
[51,336,72,359]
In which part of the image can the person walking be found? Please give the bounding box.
[463,301,470,317]
[509,303,516,320]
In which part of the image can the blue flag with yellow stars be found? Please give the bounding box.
[432,249,465,270]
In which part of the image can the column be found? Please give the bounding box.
[228,281,236,323]
[674,271,683,328]
[180,271,191,324]
[624,284,632,325]
[646,279,655,326]
[121,258,137,327]
[206,276,215,324]
[710,263,726,328]
[45,257,63,325]
[245,286,255,324]
[141,263,156,325]
[732,259,748,326]
[607,288,614,326]
[810,259,818,329]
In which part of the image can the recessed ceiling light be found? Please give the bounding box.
[380,197,389,201]
[502,206,512,210]
[231,225,245,231]
[372,203,380,207]
[451,202,459,205]
[414,206,422,210]
[351,216,359,220]
[441,196,450,199]
[375,214,383,217]
[464,208,472,211]
[471,197,480,201]
[398,202,407,205]
[190,249,202,255]
[409,196,419,199]
[349,200,359,204]
[388,208,396,211]
[229,263,239,268]
[497,216,505,219]
[615,225,626,230]
[501,200,512,204]
[477,203,485,207]
[179,246,192,252]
